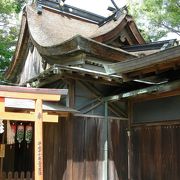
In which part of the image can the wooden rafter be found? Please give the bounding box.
[25,66,123,88]
[83,101,103,114]
[77,98,101,111]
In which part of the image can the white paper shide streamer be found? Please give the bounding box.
[0,119,4,134]
[7,121,16,145]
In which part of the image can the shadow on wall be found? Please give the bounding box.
[43,116,128,180]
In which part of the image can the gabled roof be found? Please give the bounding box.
[27,4,144,47]
[6,3,144,82]
[92,14,145,45]
[27,5,98,47]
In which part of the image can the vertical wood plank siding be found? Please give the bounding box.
[109,120,128,180]
[131,124,180,180]
[43,116,128,180]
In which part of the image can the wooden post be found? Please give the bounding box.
[103,100,108,180]
[34,99,43,180]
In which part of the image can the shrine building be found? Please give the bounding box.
[1,0,180,179]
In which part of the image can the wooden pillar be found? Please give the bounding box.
[103,100,108,180]
[67,79,75,108]
[128,100,133,180]
[34,99,43,180]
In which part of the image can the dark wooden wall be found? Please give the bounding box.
[109,118,128,180]
[43,116,128,180]
[131,123,180,180]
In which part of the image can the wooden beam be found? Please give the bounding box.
[31,73,121,88]
[132,89,180,102]
[83,101,103,114]
[0,112,35,121]
[67,79,75,108]
[79,81,127,117]
[131,119,180,127]
[30,76,65,88]
[79,81,102,97]
[63,73,120,86]
[105,80,180,101]
[0,112,59,122]
[42,113,59,122]
[109,103,127,117]
[108,105,122,117]
[0,85,68,95]
[0,91,61,101]
[77,98,100,111]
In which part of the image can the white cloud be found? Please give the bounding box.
[159,32,180,41]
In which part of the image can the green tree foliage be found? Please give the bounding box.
[0,27,18,79]
[128,0,180,41]
[0,0,25,14]
[0,0,25,80]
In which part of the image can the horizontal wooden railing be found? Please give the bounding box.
[0,171,34,180]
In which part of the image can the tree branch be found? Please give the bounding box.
[110,0,119,10]
[161,23,180,36]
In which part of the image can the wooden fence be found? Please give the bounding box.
[131,124,180,180]
[0,171,34,180]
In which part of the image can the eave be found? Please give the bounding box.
[104,46,180,80]
[31,35,137,64]
[22,64,124,87]
[121,39,177,52]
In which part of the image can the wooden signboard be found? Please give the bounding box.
[0,85,68,180]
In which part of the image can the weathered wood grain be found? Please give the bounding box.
[2,116,128,180]
[131,124,180,180]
